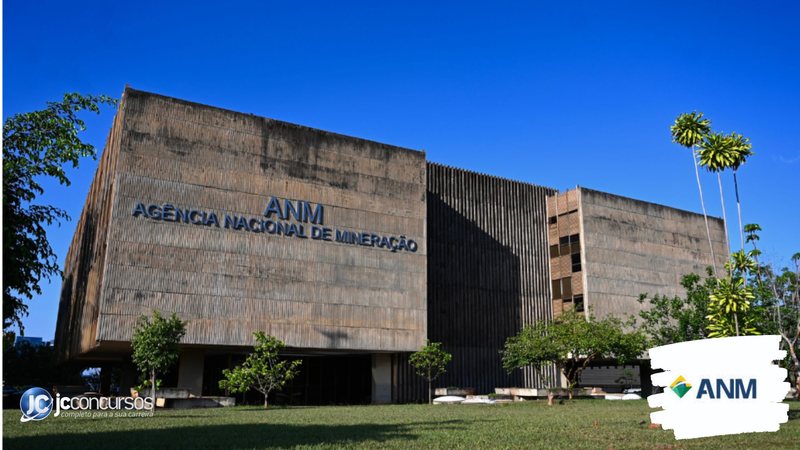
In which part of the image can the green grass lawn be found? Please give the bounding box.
[4,400,799,449]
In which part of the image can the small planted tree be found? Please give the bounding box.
[131,311,187,401]
[502,311,647,401]
[409,341,452,404]
[219,331,302,408]
[706,269,758,337]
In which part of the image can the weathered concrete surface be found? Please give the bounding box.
[578,188,728,319]
[56,87,427,358]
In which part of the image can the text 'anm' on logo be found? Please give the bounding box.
[670,376,757,399]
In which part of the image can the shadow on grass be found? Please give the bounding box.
[4,419,472,449]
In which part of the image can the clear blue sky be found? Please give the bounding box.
[4,1,799,339]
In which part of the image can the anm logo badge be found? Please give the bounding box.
[670,375,692,398]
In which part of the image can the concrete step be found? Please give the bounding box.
[170,396,236,409]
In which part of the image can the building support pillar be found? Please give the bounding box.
[177,349,204,396]
[371,353,392,404]
[119,360,138,396]
[99,364,112,396]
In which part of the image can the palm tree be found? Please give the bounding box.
[698,132,736,261]
[671,112,716,276]
[726,133,753,250]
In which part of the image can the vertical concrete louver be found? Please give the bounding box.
[394,163,558,402]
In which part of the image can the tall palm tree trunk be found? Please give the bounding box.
[733,170,745,250]
[692,148,717,277]
[716,172,731,261]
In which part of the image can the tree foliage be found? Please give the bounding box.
[502,311,648,399]
[3,337,85,388]
[637,271,716,346]
[3,93,117,332]
[670,112,711,148]
[697,132,739,172]
[131,311,187,398]
[408,341,453,404]
[219,331,302,408]
[706,271,758,337]
[744,225,800,397]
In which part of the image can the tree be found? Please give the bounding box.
[727,134,753,250]
[745,224,799,397]
[3,339,85,388]
[502,311,648,400]
[698,131,755,255]
[3,93,117,332]
[408,341,452,404]
[706,273,758,337]
[670,112,716,276]
[637,271,716,346]
[131,311,187,401]
[219,332,302,408]
[697,132,736,256]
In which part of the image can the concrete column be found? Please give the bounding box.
[99,364,112,396]
[119,361,138,396]
[177,349,204,396]
[371,353,392,404]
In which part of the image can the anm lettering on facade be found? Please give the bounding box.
[131,196,418,253]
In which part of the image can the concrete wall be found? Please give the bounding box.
[55,105,125,362]
[579,188,728,319]
[57,88,427,357]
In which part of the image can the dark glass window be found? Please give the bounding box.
[574,295,584,312]
[549,216,557,225]
[570,241,581,254]
[551,279,562,299]
[569,234,579,244]
[571,253,581,272]
[559,236,569,245]
[550,245,559,258]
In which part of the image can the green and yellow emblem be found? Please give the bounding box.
[670,375,692,398]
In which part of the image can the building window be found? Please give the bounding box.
[571,253,581,272]
[552,279,562,299]
[553,234,581,258]
[574,295,584,312]
[549,216,557,225]
[561,277,572,297]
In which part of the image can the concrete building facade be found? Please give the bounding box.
[546,188,727,320]
[56,88,726,403]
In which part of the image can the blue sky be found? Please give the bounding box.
[4,1,799,339]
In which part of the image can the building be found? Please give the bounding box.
[546,188,728,319]
[13,336,50,349]
[55,88,726,403]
